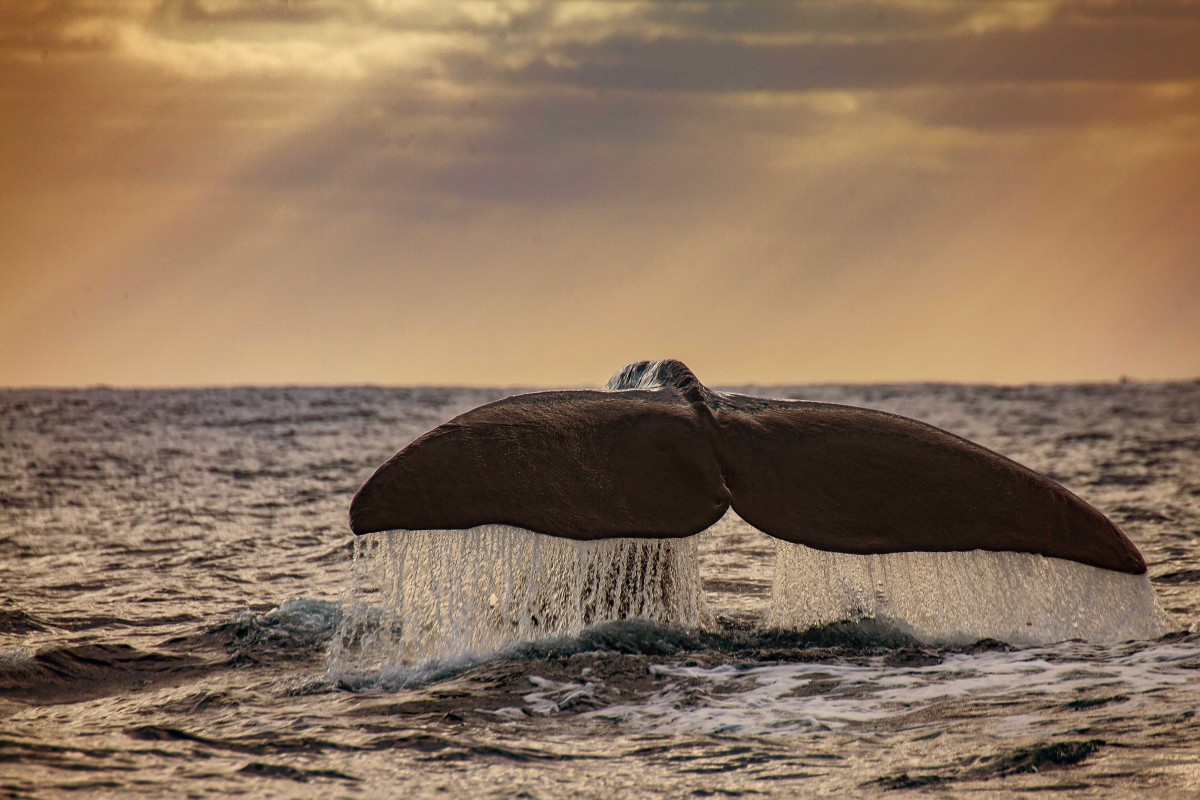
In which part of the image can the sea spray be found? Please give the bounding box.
[769,541,1172,645]
[329,526,707,673]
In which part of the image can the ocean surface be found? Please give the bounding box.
[2,380,1198,798]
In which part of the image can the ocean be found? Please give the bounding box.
[2,380,1198,797]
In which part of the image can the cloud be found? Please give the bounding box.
[0,1,154,58]
[12,1,1200,96]
[514,19,1200,94]
[1056,0,1200,22]
[174,0,354,25]
[872,83,1200,131]
[637,0,1053,38]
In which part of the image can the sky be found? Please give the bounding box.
[1,0,1198,388]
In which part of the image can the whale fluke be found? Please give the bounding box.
[712,394,1144,573]
[350,359,1146,575]
[349,388,730,540]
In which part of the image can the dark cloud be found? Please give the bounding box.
[232,87,716,211]
[1056,0,1200,22]
[176,0,348,24]
[639,0,981,37]
[177,0,1200,217]
[148,0,557,38]
[515,19,1200,94]
[0,1,140,55]
[0,27,111,55]
[875,84,1200,130]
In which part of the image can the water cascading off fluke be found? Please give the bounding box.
[328,526,706,673]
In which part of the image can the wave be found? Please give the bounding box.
[0,599,344,702]
[209,598,342,666]
[0,642,205,702]
[328,616,942,693]
[0,605,54,635]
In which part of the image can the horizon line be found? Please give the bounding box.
[3,374,1198,393]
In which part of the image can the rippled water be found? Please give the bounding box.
[2,381,1198,797]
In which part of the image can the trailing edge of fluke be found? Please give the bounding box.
[349,359,1146,575]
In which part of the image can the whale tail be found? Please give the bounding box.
[349,360,1145,576]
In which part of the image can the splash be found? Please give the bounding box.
[582,639,1200,735]
[329,526,706,672]
[769,541,1172,645]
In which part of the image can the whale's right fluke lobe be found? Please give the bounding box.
[711,394,1147,575]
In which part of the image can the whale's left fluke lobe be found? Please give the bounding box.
[350,359,1148,577]
[349,388,730,539]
